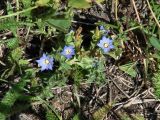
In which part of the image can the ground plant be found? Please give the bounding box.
[0,0,160,120]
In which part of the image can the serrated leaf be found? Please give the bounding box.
[11,47,23,61]
[0,18,18,31]
[7,38,19,49]
[0,78,27,118]
[149,36,160,51]
[119,62,137,77]
[68,0,91,9]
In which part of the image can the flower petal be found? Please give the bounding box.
[61,45,75,59]
[36,53,54,71]
[97,36,114,53]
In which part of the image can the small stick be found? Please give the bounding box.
[115,0,118,20]
[111,79,130,98]
[39,35,46,56]
[146,0,160,29]
[16,0,20,21]
[124,98,160,107]
[131,0,141,23]
[0,31,12,38]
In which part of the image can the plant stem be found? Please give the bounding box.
[0,6,38,20]
[146,0,160,29]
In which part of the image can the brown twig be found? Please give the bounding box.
[0,31,12,38]
[146,0,160,29]
[111,79,130,98]
[131,0,141,23]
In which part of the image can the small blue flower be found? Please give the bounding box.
[36,53,54,71]
[61,46,75,59]
[99,25,109,34]
[100,25,105,30]
[97,36,114,53]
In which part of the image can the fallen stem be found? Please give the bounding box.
[146,0,160,29]
[131,0,141,23]
[0,6,38,20]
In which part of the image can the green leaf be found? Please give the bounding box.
[46,109,59,120]
[68,0,91,9]
[149,36,160,51]
[46,18,71,32]
[153,52,160,59]
[0,113,6,120]
[36,0,50,6]
[11,47,23,61]
[133,114,144,120]
[0,18,18,31]
[119,62,137,77]
[0,77,27,118]
[96,0,105,3]
[93,104,112,120]
[18,59,29,66]
[73,114,80,120]
[77,57,93,69]
[59,62,71,71]
[64,31,74,44]
[21,0,31,8]
[153,65,160,98]
[108,48,123,60]
[7,38,19,49]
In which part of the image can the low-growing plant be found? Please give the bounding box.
[1,0,160,119]
[0,0,117,119]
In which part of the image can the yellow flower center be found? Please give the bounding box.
[65,49,71,55]
[44,59,50,64]
[103,43,109,48]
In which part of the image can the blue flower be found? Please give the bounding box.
[100,25,105,30]
[61,46,75,59]
[97,36,114,53]
[99,25,109,34]
[36,53,54,71]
